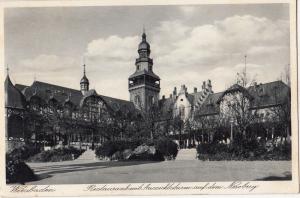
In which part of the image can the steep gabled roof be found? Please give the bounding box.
[195,92,223,116]
[5,75,26,109]
[159,97,175,119]
[189,91,204,107]
[15,84,28,93]
[216,84,254,104]
[248,81,290,109]
[19,80,138,116]
[23,81,83,107]
[101,95,137,115]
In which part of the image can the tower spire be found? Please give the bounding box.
[142,25,146,41]
[83,56,86,76]
[80,58,89,95]
[6,64,9,75]
[83,62,86,76]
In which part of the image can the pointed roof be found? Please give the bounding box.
[129,69,160,80]
[80,64,89,84]
[216,84,254,103]
[5,75,26,109]
[248,80,290,109]
[138,31,150,53]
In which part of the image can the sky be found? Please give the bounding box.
[5,4,290,100]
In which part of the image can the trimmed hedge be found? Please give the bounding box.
[28,147,85,162]
[197,139,291,161]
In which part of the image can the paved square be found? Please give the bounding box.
[26,160,291,184]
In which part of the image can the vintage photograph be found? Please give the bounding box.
[4,2,294,188]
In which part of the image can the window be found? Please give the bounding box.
[149,96,154,105]
[83,96,105,122]
[179,105,185,119]
[135,95,141,108]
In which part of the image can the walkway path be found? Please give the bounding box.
[76,149,97,161]
[176,148,197,160]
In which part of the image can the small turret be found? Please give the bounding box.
[80,63,89,95]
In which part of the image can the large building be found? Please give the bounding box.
[5,31,291,150]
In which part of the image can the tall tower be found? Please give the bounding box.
[128,30,160,111]
[80,63,89,95]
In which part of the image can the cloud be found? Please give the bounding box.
[81,14,289,98]
[11,54,80,90]
[86,35,139,61]
[13,14,289,100]
[178,6,197,18]
[149,15,289,94]
[19,54,77,72]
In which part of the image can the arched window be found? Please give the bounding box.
[149,96,154,105]
[135,95,141,108]
[179,105,185,119]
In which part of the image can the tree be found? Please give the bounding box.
[269,82,291,142]
[219,64,258,140]
[143,104,161,139]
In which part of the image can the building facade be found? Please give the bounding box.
[5,31,291,150]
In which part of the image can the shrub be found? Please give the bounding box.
[95,138,178,161]
[197,142,229,155]
[153,138,178,160]
[8,144,41,161]
[197,139,291,161]
[28,147,84,162]
[6,153,36,184]
[95,140,143,159]
[129,150,164,161]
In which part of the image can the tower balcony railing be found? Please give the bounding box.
[129,81,160,89]
[135,57,153,65]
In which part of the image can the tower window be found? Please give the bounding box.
[137,65,140,70]
[135,95,141,108]
[149,96,154,105]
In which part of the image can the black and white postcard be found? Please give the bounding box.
[1,0,299,196]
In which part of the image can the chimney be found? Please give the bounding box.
[170,94,172,98]
[173,87,177,97]
[207,79,212,93]
[202,81,206,90]
[194,87,197,93]
[162,95,165,100]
